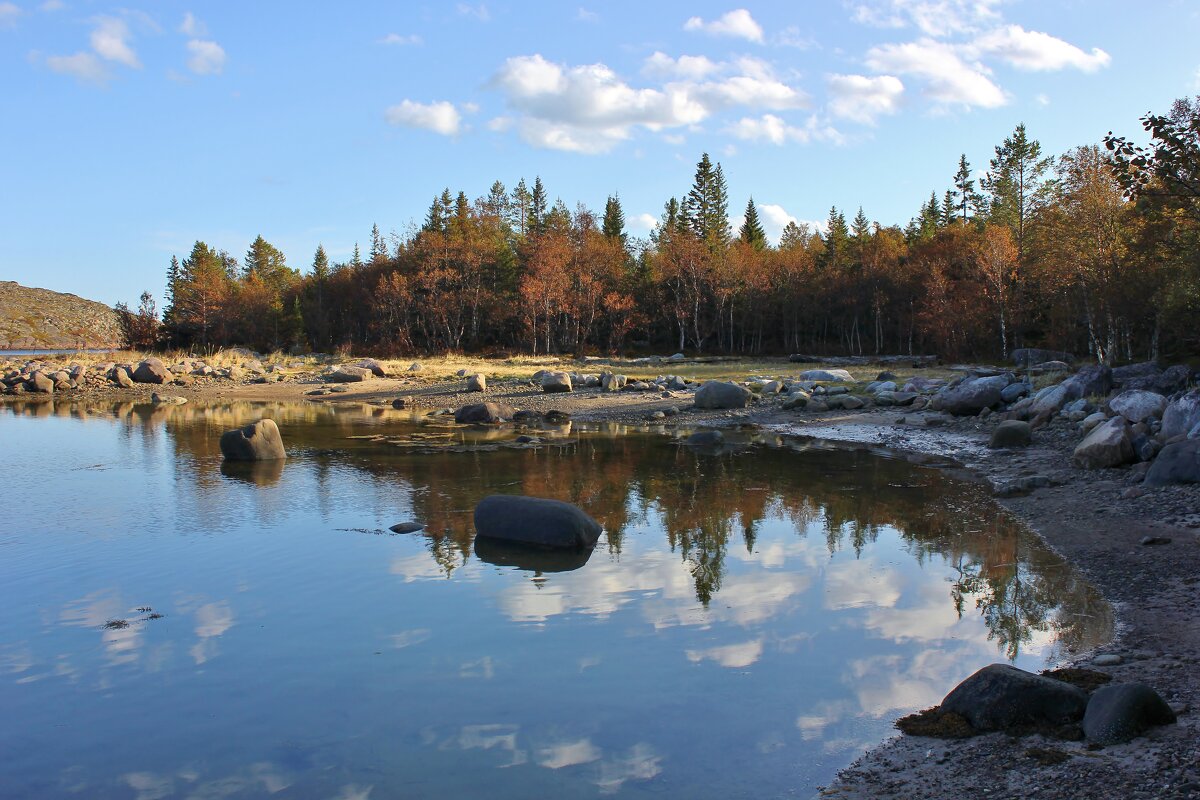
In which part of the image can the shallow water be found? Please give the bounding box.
[0,399,1111,799]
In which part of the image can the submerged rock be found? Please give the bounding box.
[1082,683,1176,745]
[473,495,602,549]
[389,521,424,534]
[940,663,1088,731]
[219,418,286,461]
[685,430,725,448]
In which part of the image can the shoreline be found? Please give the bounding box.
[3,369,1199,798]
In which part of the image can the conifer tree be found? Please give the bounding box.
[370,223,387,263]
[511,178,531,235]
[602,194,626,242]
[682,153,730,250]
[739,197,767,250]
[311,244,330,281]
[953,154,982,223]
[820,206,850,269]
[530,177,548,235]
[984,123,1054,260]
[779,221,806,250]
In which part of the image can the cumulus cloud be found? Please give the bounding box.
[630,213,659,231]
[457,3,490,21]
[0,2,20,27]
[491,53,806,154]
[850,0,1003,38]
[865,38,1005,109]
[727,114,842,146]
[46,51,108,83]
[91,16,139,68]
[576,7,599,23]
[186,39,225,75]
[972,24,1110,72]
[179,11,205,37]
[827,74,904,123]
[759,204,825,241]
[385,99,463,136]
[380,32,422,46]
[683,8,763,43]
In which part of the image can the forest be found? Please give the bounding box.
[120,96,1200,363]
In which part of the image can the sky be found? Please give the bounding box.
[2,0,1199,307]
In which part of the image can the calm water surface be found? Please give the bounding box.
[0,399,1111,799]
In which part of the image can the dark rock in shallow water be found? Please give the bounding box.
[473,495,602,550]
[1082,683,1176,745]
[453,402,516,424]
[686,430,725,448]
[219,418,286,461]
[473,535,594,573]
[939,663,1088,731]
[389,521,424,534]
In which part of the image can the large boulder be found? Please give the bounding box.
[454,402,516,424]
[1082,683,1176,745]
[1063,364,1113,400]
[1151,364,1191,395]
[601,371,627,392]
[1029,383,1072,416]
[940,664,1088,731]
[354,358,388,377]
[1073,417,1134,469]
[112,366,134,388]
[797,369,853,382]
[473,495,602,550]
[989,420,1032,449]
[1112,361,1161,388]
[1109,390,1167,424]
[541,371,573,393]
[938,376,1006,416]
[219,419,286,461]
[132,358,173,385]
[1001,382,1031,403]
[328,365,373,383]
[467,374,487,392]
[26,371,54,393]
[1144,439,1200,487]
[1013,348,1076,367]
[694,381,751,409]
[1161,390,1200,440]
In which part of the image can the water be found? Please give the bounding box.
[0,399,1111,799]
[0,348,116,358]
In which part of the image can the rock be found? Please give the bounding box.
[132,358,173,384]
[1092,654,1123,667]
[226,365,246,382]
[876,371,896,381]
[781,394,809,411]
[872,381,897,394]
[601,372,627,392]
[408,362,422,372]
[389,522,424,534]
[1064,364,1113,399]
[219,419,286,461]
[1110,390,1167,423]
[830,395,865,410]
[112,366,134,388]
[150,392,187,405]
[990,420,1032,449]
[1013,348,1075,367]
[542,409,570,424]
[940,663,1089,731]
[1144,439,1200,486]
[392,397,408,409]
[1140,535,1172,546]
[1161,390,1200,440]
[454,402,516,424]
[328,365,373,383]
[1001,382,1031,403]
[668,352,685,361]
[1112,361,1161,388]
[467,374,487,392]
[1029,360,1072,373]
[874,391,897,406]
[473,495,602,550]
[1029,384,1071,416]
[807,399,829,413]
[541,371,573,393]
[354,358,388,377]
[1131,434,1160,463]
[1151,364,1191,395]
[1082,683,1176,745]
[694,381,751,409]
[27,371,54,393]
[1080,412,1107,432]
[686,430,724,448]
[761,380,784,394]
[1073,417,1134,469]
[939,376,1005,416]
[797,369,853,382]
[891,392,918,406]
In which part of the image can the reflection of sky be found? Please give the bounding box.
[0,402,1110,799]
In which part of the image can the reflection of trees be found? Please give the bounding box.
[2,400,1111,655]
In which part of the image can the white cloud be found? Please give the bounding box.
[776,25,816,49]
[91,16,139,68]
[179,11,205,37]
[973,24,1110,72]
[684,8,764,43]
[630,213,658,230]
[186,39,225,75]
[1035,92,1049,106]
[642,51,720,80]
[46,51,108,83]
[380,32,422,46]
[851,0,1003,38]
[0,2,20,27]
[865,38,1005,109]
[385,99,463,136]
[576,7,598,23]
[457,3,490,21]
[827,73,904,123]
[760,204,825,241]
[727,114,842,146]
[40,0,64,11]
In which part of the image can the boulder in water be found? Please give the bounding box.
[219,418,286,461]
[473,495,602,550]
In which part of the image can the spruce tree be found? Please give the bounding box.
[311,244,330,281]
[820,206,850,269]
[370,223,387,263]
[682,153,730,250]
[953,154,982,223]
[739,197,767,250]
[511,178,531,235]
[779,221,806,250]
[530,177,548,235]
[983,123,1053,260]
[602,194,626,242]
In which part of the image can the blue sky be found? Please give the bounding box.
[2,0,1198,307]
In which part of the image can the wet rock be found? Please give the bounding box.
[1110,389,1167,423]
[467,373,487,392]
[694,381,751,409]
[328,365,373,383]
[392,397,408,409]
[473,495,602,549]
[686,430,724,448]
[1082,683,1176,745]
[219,418,286,461]
[1144,439,1200,486]
[454,402,516,424]
[989,420,1032,449]
[540,371,573,393]
[1073,417,1134,469]
[940,663,1089,731]
[389,521,424,534]
[1161,390,1200,440]
[132,358,173,384]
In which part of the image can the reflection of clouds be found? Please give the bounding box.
[332,785,373,800]
[390,553,454,583]
[643,571,811,629]
[823,558,903,611]
[460,656,494,679]
[122,771,173,800]
[0,643,34,676]
[60,589,143,666]
[535,738,602,769]
[795,699,855,741]
[595,743,662,795]
[391,629,431,649]
[121,761,291,800]
[190,601,234,665]
[849,648,977,718]
[455,724,528,767]
[686,639,763,669]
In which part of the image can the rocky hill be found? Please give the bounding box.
[0,281,123,350]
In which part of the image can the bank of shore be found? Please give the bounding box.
[3,359,1198,799]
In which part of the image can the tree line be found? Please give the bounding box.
[122,96,1200,363]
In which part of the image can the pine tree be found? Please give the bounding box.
[510,178,531,235]
[369,223,387,263]
[602,194,626,242]
[984,123,1054,260]
[350,243,363,269]
[940,190,958,227]
[739,197,767,250]
[244,235,291,292]
[953,154,982,223]
[311,244,330,281]
[423,190,451,233]
[820,206,850,269]
[682,153,730,250]
[530,177,548,235]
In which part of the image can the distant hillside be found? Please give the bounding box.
[0,281,123,350]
